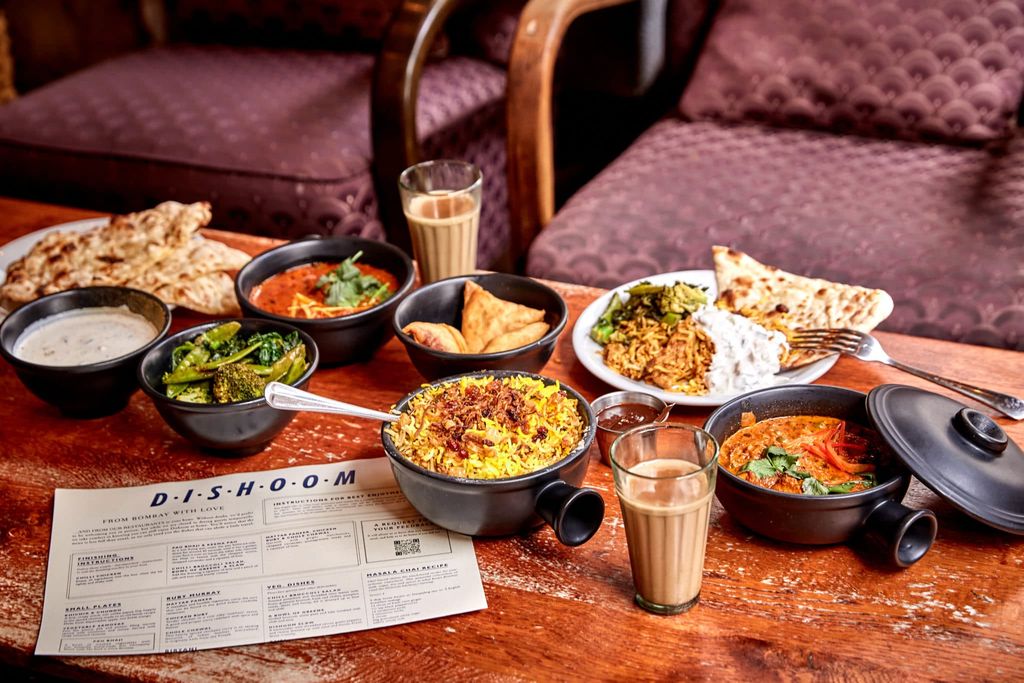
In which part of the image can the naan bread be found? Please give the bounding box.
[461,281,546,353]
[712,246,893,367]
[713,246,893,331]
[402,322,470,354]
[153,272,241,316]
[0,201,250,315]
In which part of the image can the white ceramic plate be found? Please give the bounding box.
[571,270,839,407]
[0,217,110,287]
[0,218,110,320]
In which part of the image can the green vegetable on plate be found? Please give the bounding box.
[589,281,708,345]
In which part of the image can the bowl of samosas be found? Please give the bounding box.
[392,274,567,380]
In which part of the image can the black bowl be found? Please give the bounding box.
[380,370,603,546]
[0,286,171,418]
[392,274,567,381]
[704,385,936,567]
[138,319,319,456]
[235,236,414,366]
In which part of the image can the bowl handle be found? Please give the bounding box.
[534,481,605,546]
[861,499,938,568]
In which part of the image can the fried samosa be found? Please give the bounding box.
[481,321,550,353]
[402,322,470,354]
[461,281,546,353]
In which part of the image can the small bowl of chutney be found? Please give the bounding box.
[592,391,671,466]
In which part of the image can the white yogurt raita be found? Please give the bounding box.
[14,306,158,366]
[691,306,788,395]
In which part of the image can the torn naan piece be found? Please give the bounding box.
[154,272,241,316]
[402,322,470,354]
[482,321,550,353]
[461,280,546,353]
[712,245,894,367]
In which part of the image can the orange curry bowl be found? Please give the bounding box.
[235,236,414,366]
[704,385,936,568]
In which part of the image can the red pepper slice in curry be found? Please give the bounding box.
[720,414,883,495]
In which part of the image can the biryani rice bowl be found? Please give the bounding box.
[386,375,586,480]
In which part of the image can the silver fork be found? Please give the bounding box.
[790,328,1024,420]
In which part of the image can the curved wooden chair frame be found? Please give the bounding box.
[372,0,471,254]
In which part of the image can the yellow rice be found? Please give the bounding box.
[386,375,584,479]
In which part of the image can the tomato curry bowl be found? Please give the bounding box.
[235,237,414,366]
[704,384,937,568]
[248,253,401,320]
[719,414,886,497]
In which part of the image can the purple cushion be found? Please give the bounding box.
[680,0,1024,144]
[0,45,510,266]
[527,119,1024,349]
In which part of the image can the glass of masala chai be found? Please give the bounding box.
[610,423,719,615]
[399,159,482,284]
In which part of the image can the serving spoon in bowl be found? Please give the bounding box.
[264,381,399,423]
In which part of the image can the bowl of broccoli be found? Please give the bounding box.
[138,319,319,455]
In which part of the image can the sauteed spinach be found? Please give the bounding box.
[163,322,307,403]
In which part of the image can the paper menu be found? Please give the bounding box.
[36,458,486,656]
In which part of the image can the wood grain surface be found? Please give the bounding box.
[0,198,1022,682]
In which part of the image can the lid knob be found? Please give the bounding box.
[952,408,1008,454]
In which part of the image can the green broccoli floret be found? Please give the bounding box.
[211,364,265,404]
[175,381,213,404]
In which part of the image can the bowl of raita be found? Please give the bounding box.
[0,286,171,417]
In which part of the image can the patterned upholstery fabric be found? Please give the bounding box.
[680,0,1024,144]
[167,0,403,48]
[0,46,510,267]
[527,119,1024,349]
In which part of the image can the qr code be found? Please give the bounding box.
[394,538,421,557]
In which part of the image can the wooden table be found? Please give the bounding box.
[1,197,1022,682]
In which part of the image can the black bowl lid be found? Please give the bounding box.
[867,384,1024,535]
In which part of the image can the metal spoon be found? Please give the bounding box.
[264,381,399,423]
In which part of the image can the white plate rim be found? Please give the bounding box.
[571,270,839,407]
[0,218,113,321]
[0,217,111,289]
